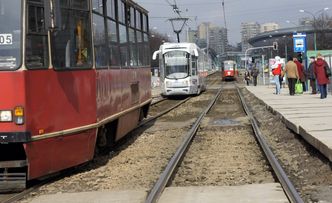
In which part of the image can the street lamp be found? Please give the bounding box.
[168,17,189,43]
[299,7,329,50]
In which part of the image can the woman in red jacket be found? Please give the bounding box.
[293,57,306,92]
[314,53,330,99]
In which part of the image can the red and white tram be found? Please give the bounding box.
[222,60,238,81]
[0,0,150,191]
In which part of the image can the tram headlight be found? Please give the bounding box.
[0,110,12,122]
[14,106,24,125]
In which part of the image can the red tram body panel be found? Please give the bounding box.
[0,0,151,191]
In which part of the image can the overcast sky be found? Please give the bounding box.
[135,0,332,45]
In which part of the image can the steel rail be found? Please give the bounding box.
[139,97,191,128]
[145,87,223,203]
[237,87,304,203]
[150,97,167,106]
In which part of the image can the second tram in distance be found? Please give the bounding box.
[222,60,238,81]
[153,43,210,96]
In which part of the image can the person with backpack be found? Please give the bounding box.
[314,53,330,99]
[271,56,282,94]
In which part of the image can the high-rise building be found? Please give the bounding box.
[260,22,279,33]
[187,28,198,43]
[198,22,212,40]
[241,22,260,52]
[196,22,228,55]
[209,27,228,56]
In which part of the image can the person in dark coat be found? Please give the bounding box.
[293,57,306,92]
[244,69,250,86]
[314,53,330,99]
[307,56,317,94]
[251,66,259,86]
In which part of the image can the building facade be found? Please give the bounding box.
[260,22,279,33]
[209,26,228,56]
[241,22,260,52]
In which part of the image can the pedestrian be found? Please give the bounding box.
[271,56,282,94]
[284,56,299,95]
[314,53,330,99]
[251,65,259,86]
[244,69,250,86]
[307,56,317,94]
[293,57,306,92]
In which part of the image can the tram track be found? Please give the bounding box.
[145,84,303,203]
[4,74,221,203]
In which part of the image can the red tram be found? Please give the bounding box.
[0,0,151,191]
[222,60,238,81]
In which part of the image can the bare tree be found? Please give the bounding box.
[149,31,171,67]
[313,13,332,50]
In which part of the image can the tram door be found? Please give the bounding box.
[191,55,197,76]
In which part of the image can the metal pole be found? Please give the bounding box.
[314,32,317,51]
[175,31,180,43]
[262,55,265,85]
[285,43,288,61]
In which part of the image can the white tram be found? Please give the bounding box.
[153,43,209,96]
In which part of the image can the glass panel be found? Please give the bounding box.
[0,0,21,70]
[93,14,108,68]
[137,44,143,66]
[71,0,89,10]
[118,0,125,23]
[136,10,141,30]
[120,45,129,66]
[163,51,189,79]
[130,44,137,66]
[143,33,148,42]
[128,28,135,43]
[26,35,49,68]
[107,20,118,42]
[110,45,120,67]
[137,31,142,43]
[106,0,116,19]
[26,1,48,69]
[142,14,148,32]
[119,24,127,43]
[52,8,92,69]
[92,0,103,14]
[130,7,135,27]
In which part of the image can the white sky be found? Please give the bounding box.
[135,0,332,45]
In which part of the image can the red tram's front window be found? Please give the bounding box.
[224,63,234,71]
[0,0,22,70]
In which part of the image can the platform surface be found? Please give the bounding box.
[246,86,332,162]
[158,183,289,203]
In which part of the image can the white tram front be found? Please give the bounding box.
[153,43,208,96]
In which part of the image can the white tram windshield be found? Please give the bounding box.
[163,51,189,79]
[224,62,235,71]
[0,0,21,70]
